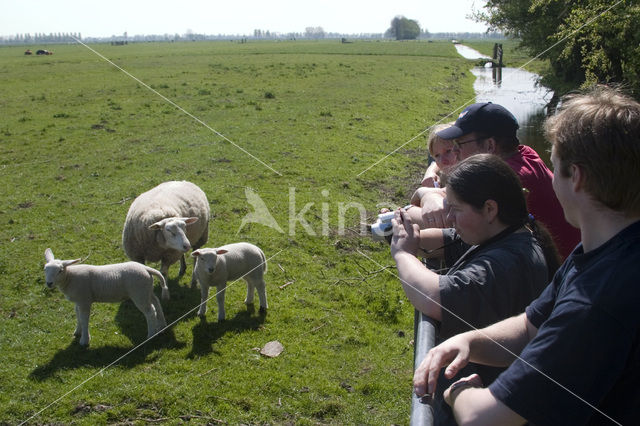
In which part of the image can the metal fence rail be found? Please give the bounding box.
[410,310,437,426]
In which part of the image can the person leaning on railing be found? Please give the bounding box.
[391,153,561,426]
[413,86,640,426]
[408,102,580,261]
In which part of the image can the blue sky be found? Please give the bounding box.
[1,0,488,38]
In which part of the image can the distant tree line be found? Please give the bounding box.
[1,27,503,45]
[2,32,81,44]
[476,0,640,95]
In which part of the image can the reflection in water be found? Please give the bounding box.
[454,44,554,163]
[492,66,502,87]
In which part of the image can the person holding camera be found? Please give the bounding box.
[410,102,580,260]
[391,153,560,425]
[413,86,640,425]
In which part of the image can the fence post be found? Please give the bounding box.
[410,309,437,426]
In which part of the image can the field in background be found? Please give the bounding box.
[0,39,477,424]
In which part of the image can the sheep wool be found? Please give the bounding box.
[191,242,268,321]
[122,181,210,278]
[43,248,169,347]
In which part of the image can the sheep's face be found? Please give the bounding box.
[191,248,228,275]
[149,217,198,253]
[44,260,65,289]
[43,249,81,289]
[192,249,218,274]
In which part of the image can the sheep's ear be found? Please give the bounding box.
[62,258,81,268]
[184,217,199,226]
[45,248,54,262]
[191,250,201,258]
[216,249,228,255]
[149,222,163,230]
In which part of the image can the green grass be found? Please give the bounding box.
[0,40,476,424]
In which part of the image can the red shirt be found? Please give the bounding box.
[505,145,581,259]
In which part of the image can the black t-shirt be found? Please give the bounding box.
[432,228,550,426]
[439,228,549,340]
[490,220,640,425]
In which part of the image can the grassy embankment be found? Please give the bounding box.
[0,40,477,424]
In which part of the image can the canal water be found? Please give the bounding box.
[454,44,554,163]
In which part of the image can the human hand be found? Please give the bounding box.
[410,187,429,206]
[443,374,483,406]
[413,333,472,397]
[390,209,420,257]
[422,161,440,188]
[419,188,449,228]
[420,175,439,188]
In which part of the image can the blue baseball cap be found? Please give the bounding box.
[436,102,519,140]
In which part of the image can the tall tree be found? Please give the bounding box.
[386,16,421,40]
[475,0,640,94]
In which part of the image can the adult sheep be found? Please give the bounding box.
[122,181,210,279]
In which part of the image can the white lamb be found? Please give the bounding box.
[43,248,169,347]
[122,180,210,279]
[191,243,268,321]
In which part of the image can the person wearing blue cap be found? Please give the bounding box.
[412,101,580,260]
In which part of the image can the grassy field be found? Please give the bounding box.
[0,39,478,424]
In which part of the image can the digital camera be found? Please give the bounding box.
[370,205,412,242]
[370,211,395,242]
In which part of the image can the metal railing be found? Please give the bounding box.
[410,309,437,426]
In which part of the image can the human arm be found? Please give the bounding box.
[416,227,446,259]
[409,186,450,229]
[404,204,428,229]
[443,377,526,426]
[390,209,442,320]
[397,205,447,259]
[413,312,536,396]
[421,161,441,188]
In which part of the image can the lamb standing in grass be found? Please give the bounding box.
[122,181,210,279]
[191,243,268,321]
[43,248,169,347]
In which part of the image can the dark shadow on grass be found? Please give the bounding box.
[187,304,267,358]
[29,278,192,382]
[114,275,200,343]
[29,329,181,381]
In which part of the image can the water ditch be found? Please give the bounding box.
[454,44,553,162]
